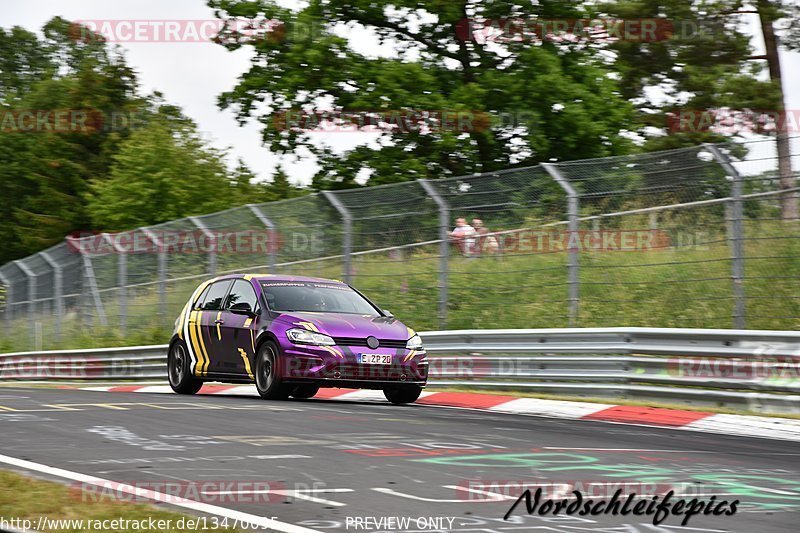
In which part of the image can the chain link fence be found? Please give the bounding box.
[1,136,798,351]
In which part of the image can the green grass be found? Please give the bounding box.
[0,470,244,532]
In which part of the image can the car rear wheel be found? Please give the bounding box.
[255,341,291,400]
[384,385,422,404]
[168,341,203,395]
[290,384,320,399]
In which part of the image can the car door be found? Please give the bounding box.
[220,278,260,378]
[194,279,233,375]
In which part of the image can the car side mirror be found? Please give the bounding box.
[230,302,256,317]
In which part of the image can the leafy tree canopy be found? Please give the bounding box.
[209,0,637,188]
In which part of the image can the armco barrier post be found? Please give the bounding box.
[706,144,746,329]
[321,191,353,283]
[13,260,36,349]
[247,204,277,273]
[541,163,580,326]
[418,179,449,329]
[40,251,63,342]
[190,216,217,277]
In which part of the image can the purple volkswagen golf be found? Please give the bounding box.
[168,274,428,404]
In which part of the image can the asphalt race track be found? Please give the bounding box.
[1,386,799,532]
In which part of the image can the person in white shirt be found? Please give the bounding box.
[450,217,476,256]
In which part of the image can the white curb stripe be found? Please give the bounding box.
[488,398,613,418]
[684,413,800,442]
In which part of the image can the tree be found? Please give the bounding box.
[603,0,796,218]
[752,0,796,220]
[0,17,142,262]
[86,112,234,229]
[602,0,780,145]
[209,0,635,189]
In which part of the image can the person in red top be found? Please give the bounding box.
[472,218,500,255]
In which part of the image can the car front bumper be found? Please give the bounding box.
[280,344,428,387]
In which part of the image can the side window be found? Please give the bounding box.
[198,280,232,311]
[193,285,212,309]
[225,279,259,313]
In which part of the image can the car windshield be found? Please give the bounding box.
[260,281,380,315]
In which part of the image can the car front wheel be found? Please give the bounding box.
[384,385,422,404]
[255,341,291,400]
[168,341,203,395]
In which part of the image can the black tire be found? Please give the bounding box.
[168,340,203,395]
[383,385,422,404]
[290,384,320,399]
[255,341,291,400]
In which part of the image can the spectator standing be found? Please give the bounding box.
[472,218,500,254]
[450,217,476,256]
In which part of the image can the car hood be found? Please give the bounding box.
[274,311,412,340]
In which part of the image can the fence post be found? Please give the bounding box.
[418,179,450,329]
[706,144,746,329]
[542,163,580,327]
[321,191,353,283]
[141,228,167,321]
[81,254,107,327]
[0,271,10,324]
[102,234,127,334]
[13,260,36,348]
[40,251,62,342]
[189,217,217,277]
[247,204,278,274]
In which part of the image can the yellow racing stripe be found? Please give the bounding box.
[188,311,205,377]
[238,348,254,379]
[196,312,212,376]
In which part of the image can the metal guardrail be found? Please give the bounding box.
[1,328,799,413]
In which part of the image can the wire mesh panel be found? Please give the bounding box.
[0,262,28,317]
[191,206,272,274]
[724,137,800,329]
[555,145,729,213]
[427,166,571,328]
[551,146,734,327]
[329,181,439,251]
[255,195,341,277]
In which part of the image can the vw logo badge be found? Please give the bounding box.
[366,336,380,349]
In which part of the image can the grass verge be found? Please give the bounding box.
[0,470,243,533]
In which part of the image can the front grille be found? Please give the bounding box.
[332,337,407,349]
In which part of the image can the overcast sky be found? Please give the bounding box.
[5,0,800,185]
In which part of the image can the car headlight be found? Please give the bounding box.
[406,334,424,350]
[286,328,335,346]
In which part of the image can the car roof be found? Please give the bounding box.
[219,274,347,285]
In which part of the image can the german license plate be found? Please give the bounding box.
[358,353,391,364]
